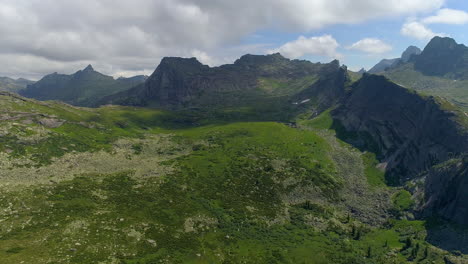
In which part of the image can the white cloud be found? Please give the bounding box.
[400,7,467,41]
[422,8,468,24]
[347,38,392,54]
[400,21,446,40]
[270,35,341,59]
[190,50,218,66]
[282,0,444,30]
[0,0,446,78]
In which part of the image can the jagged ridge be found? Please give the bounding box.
[101,54,342,108]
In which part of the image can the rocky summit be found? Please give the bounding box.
[413,36,468,79]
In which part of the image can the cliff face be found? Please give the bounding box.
[332,74,468,225]
[102,54,340,108]
[332,74,468,185]
[421,156,468,226]
[294,64,348,112]
[140,57,210,106]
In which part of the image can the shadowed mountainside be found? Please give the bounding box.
[332,74,468,226]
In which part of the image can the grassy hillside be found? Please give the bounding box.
[383,63,468,111]
[0,77,34,93]
[0,92,466,263]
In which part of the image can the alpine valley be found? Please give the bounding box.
[1,36,468,264]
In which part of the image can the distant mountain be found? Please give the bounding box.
[20,65,147,106]
[381,37,468,110]
[102,53,345,110]
[368,58,400,74]
[413,36,468,79]
[0,77,35,93]
[117,75,148,85]
[368,46,421,74]
[401,45,421,62]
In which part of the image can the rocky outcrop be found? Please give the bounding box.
[332,74,468,185]
[421,156,468,226]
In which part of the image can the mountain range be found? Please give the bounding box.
[101,54,342,109]
[370,37,468,110]
[368,45,421,74]
[19,65,147,106]
[0,76,35,92]
[0,36,468,263]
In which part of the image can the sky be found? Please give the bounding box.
[0,0,467,80]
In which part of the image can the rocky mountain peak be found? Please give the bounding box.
[425,36,459,51]
[414,36,468,78]
[401,45,421,62]
[234,53,288,66]
[160,57,203,66]
[83,64,94,72]
[156,57,207,75]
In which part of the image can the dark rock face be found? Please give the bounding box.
[332,74,468,225]
[332,74,467,185]
[294,65,348,112]
[20,65,146,107]
[103,53,338,108]
[413,36,468,79]
[401,45,421,62]
[422,156,468,226]
[141,57,211,107]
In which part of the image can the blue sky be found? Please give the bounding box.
[238,0,468,71]
[0,0,467,79]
